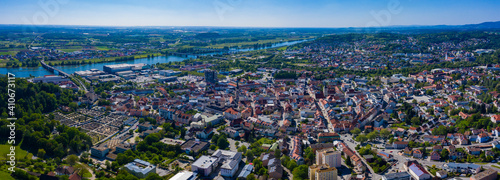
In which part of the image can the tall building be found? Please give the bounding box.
[309,164,338,180]
[204,70,218,84]
[316,148,342,168]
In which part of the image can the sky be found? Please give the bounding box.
[0,0,499,27]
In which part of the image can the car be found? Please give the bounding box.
[390,151,393,153]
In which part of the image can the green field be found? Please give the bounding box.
[0,144,29,161]
[0,170,14,180]
[0,51,18,56]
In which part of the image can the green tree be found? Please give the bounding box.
[217,136,230,149]
[68,102,78,111]
[380,129,392,139]
[292,165,309,180]
[367,131,378,141]
[145,173,162,180]
[351,128,362,136]
[66,154,79,166]
[355,134,368,143]
[37,149,46,158]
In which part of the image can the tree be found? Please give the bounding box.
[367,131,378,141]
[68,102,78,111]
[351,128,362,136]
[238,145,247,153]
[380,129,391,139]
[37,149,46,158]
[345,156,352,167]
[217,136,230,149]
[145,173,162,180]
[246,173,257,180]
[67,155,79,166]
[246,150,255,162]
[274,148,281,158]
[355,134,368,143]
[292,165,309,180]
[440,149,449,160]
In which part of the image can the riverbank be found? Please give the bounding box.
[45,53,163,66]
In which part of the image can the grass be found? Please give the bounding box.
[0,144,29,161]
[46,53,162,65]
[475,162,488,165]
[59,49,82,53]
[492,165,500,169]
[0,51,18,56]
[0,170,14,180]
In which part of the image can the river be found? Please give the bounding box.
[0,39,310,77]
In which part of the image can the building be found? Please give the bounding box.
[393,141,409,149]
[180,139,210,155]
[170,171,197,180]
[382,172,412,180]
[192,150,242,177]
[33,75,69,84]
[204,69,218,84]
[268,158,283,180]
[318,132,341,143]
[316,148,342,168]
[408,162,431,180]
[237,164,254,179]
[471,169,497,180]
[159,70,181,77]
[377,151,394,161]
[212,150,242,177]
[436,170,448,179]
[103,63,148,73]
[191,156,218,177]
[309,164,338,180]
[124,159,157,178]
[90,146,110,159]
[444,163,481,174]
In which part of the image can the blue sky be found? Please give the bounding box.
[0,0,499,27]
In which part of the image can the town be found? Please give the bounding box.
[3,27,500,180]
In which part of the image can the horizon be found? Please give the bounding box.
[1,20,499,29]
[1,0,499,28]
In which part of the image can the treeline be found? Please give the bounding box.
[274,71,297,79]
[0,77,76,117]
[0,113,92,158]
[6,59,40,68]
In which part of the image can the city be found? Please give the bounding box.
[1,1,500,180]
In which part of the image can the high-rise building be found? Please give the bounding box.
[316,148,342,168]
[204,70,218,84]
[309,164,338,180]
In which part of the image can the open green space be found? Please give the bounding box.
[0,144,29,161]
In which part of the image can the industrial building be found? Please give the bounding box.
[103,63,149,73]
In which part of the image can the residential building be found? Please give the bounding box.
[316,148,342,168]
[471,169,497,180]
[408,162,431,180]
[309,164,338,180]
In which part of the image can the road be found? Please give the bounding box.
[340,134,382,180]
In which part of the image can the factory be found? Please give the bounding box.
[103,63,150,74]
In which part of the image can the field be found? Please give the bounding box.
[0,170,14,180]
[0,144,29,161]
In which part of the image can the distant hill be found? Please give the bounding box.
[462,21,500,29]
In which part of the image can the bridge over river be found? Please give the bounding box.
[40,60,88,92]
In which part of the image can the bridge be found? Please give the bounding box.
[40,60,88,92]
